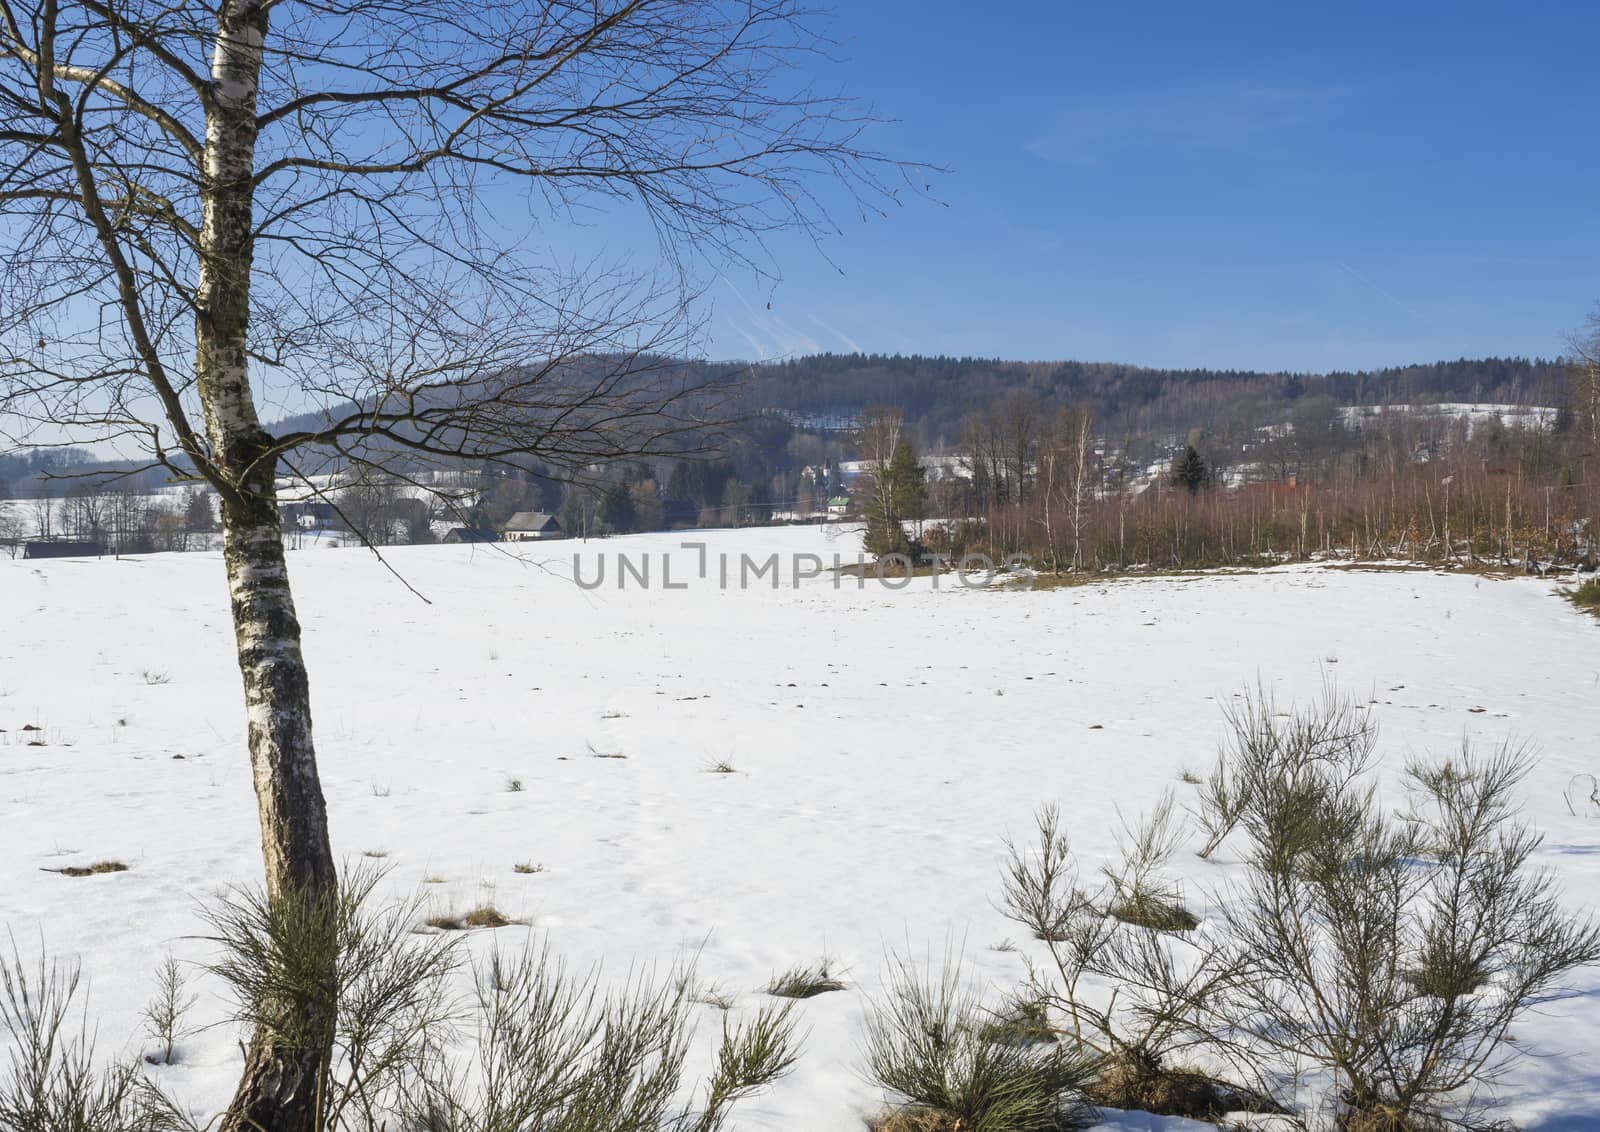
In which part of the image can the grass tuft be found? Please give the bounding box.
[427,904,516,932]
[462,905,513,929]
[766,959,845,999]
[1570,577,1600,617]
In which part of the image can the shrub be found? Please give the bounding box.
[201,867,800,1129]
[863,954,1096,1132]
[0,951,184,1131]
[1571,576,1600,616]
[202,866,462,1129]
[1191,679,1376,860]
[999,802,1244,1117]
[1191,687,1600,1130]
[140,957,195,1066]
[399,947,799,1132]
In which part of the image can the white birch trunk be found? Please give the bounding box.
[198,4,337,1129]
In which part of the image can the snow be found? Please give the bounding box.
[2,526,1598,1130]
[1339,402,1557,433]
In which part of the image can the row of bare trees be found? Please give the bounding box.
[929,386,1600,574]
[2,486,213,555]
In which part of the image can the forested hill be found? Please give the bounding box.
[1,353,1567,494]
[738,353,1569,447]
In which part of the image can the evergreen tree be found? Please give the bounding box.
[864,436,925,558]
[1170,445,1211,494]
[887,440,926,521]
[183,488,214,533]
[598,484,637,534]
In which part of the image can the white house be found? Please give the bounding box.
[501,511,565,541]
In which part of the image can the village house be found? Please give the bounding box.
[501,511,565,541]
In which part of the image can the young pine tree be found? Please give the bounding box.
[1170,446,1211,495]
[865,437,925,558]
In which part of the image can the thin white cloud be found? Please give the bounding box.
[1028,78,1363,166]
[727,319,772,361]
[718,275,824,359]
[1335,260,1428,324]
[808,313,862,354]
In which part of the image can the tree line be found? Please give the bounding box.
[860,348,1600,575]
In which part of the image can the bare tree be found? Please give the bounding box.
[0,3,915,1128]
[334,465,401,547]
[1569,304,1600,448]
[26,485,54,540]
[1037,404,1093,572]
[0,497,22,554]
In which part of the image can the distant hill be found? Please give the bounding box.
[737,353,1568,447]
[3,353,1570,494]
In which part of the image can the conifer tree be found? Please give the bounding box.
[599,484,637,534]
[863,420,925,558]
[1170,445,1211,494]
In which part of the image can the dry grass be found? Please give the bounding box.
[51,861,128,877]
[425,903,516,931]
[1085,1055,1271,1123]
[1106,894,1199,932]
[869,1109,959,1132]
[1339,1106,1451,1132]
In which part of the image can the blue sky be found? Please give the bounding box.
[689,1,1600,371]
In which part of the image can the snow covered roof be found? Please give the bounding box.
[503,511,560,532]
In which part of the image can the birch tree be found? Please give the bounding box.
[0,3,912,1128]
[1571,304,1600,447]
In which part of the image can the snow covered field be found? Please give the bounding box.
[2,526,1598,1130]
